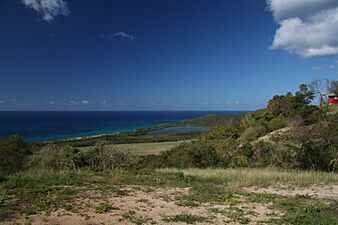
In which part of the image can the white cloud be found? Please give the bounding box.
[21,0,70,22]
[267,0,338,58]
[46,100,55,105]
[329,64,336,70]
[81,100,89,104]
[69,100,77,105]
[102,32,134,42]
[267,0,338,21]
[0,100,3,104]
[311,66,322,71]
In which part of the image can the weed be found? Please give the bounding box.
[163,214,209,224]
[95,203,113,214]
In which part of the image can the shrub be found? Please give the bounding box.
[0,135,30,174]
[229,155,249,168]
[239,125,268,144]
[84,142,139,171]
[251,141,276,167]
[268,116,286,131]
[28,142,139,172]
[297,139,336,171]
[240,143,253,158]
[28,143,62,172]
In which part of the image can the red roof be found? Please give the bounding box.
[328,95,338,105]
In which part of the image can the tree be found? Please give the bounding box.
[295,84,314,105]
[308,79,330,107]
[328,80,338,95]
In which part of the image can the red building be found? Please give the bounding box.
[328,93,338,105]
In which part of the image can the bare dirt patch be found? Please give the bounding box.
[4,185,283,225]
[242,184,338,200]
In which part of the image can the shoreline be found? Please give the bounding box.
[44,122,178,144]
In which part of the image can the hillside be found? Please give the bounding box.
[175,113,246,128]
[0,83,337,225]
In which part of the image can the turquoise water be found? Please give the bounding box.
[0,111,246,142]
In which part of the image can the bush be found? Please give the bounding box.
[0,135,30,174]
[297,139,336,172]
[268,116,286,131]
[84,142,139,171]
[251,141,276,167]
[240,143,253,158]
[154,138,240,169]
[239,125,268,144]
[229,155,249,168]
[28,142,139,172]
[28,143,62,172]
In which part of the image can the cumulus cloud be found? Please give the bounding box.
[69,100,77,105]
[329,64,336,70]
[311,66,322,71]
[102,32,134,42]
[81,100,89,104]
[21,0,70,22]
[267,0,338,21]
[267,0,338,58]
[46,100,55,105]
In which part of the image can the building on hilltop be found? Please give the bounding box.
[328,93,338,105]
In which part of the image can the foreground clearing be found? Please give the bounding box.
[0,168,337,224]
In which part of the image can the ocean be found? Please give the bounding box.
[0,111,245,142]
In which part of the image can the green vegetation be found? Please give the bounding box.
[0,135,31,175]
[0,169,336,224]
[149,83,337,172]
[158,168,338,187]
[175,113,244,128]
[95,203,114,214]
[80,140,189,156]
[162,214,209,224]
[0,80,337,224]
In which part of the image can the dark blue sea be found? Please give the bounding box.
[0,111,246,142]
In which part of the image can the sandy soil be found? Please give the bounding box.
[4,186,281,225]
[242,184,338,200]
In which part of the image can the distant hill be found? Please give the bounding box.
[175,113,247,128]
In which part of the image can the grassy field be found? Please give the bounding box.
[1,169,337,224]
[158,167,338,187]
[327,104,338,115]
[79,140,189,155]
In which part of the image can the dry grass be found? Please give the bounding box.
[114,141,187,155]
[79,140,189,156]
[158,167,338,187]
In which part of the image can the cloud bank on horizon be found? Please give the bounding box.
[21,0,69,22]
[267,0,338,58]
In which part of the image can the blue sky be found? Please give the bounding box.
[0,0,337,110]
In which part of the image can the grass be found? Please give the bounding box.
[95,203,114,214]
[158,167,338,187]
[79,140,189,156]
[326,104,338,115]
[162,214,209,224]
[0,169,337,224]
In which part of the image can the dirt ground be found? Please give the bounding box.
[242,184,338,200]
[4,183,337,225]
[4,185,285,225]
